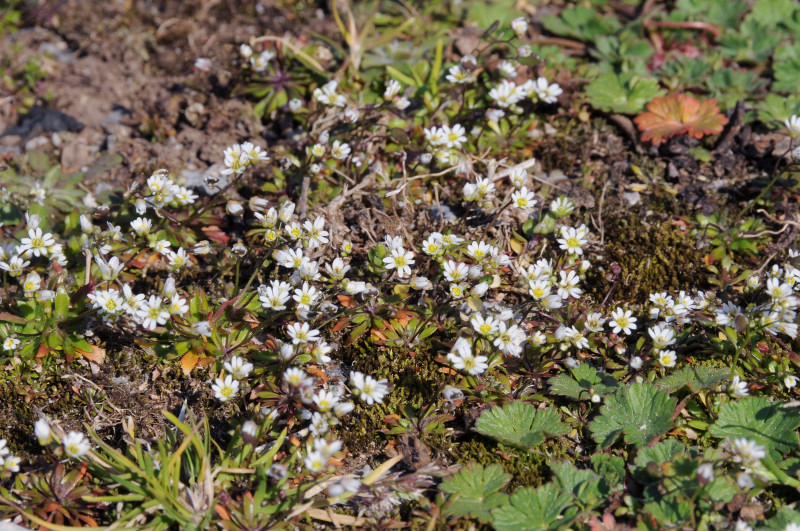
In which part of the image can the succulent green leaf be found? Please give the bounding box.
[491,483,573,531]
[709,396,800,453]
[475,402,569,449]
[439,463,510,522]
[589,383,676,449]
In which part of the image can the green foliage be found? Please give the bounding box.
[589,383,676,449]
[585,72,665,114]
[656,365,729,392]
[491,483,574,531]
[709,396,800,453]
[475,402,569,449]
[440,463,510,522]
[547,363,619,400]
[540,6,620,42]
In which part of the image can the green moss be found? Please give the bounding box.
[338,338,444,451]
[586,215,707,305]
[452,436,569,491]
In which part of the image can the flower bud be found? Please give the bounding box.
[241,420,258,446]
[34,418,51,445]
[162,276,176,297]
[80,214,94,234]
[278,201,295,223]
[191,240,211,255]
[231,242,248,257]
[410,276,432,290]
[226,201,244,216]
[249,196,269,212]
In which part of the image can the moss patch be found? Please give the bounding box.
[587,215,707,305]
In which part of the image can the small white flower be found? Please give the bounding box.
[786,115,800,138]
[350,371,389,405]
[729,375,749,397]
[658,350,677,368]
[212,375,240,402]
[224,355,254,379]
[63,432,91,458]
[609,307,637,335]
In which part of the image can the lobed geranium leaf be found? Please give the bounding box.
[585,72,665,114]
[475,402,569,449]
[709,396,800,453]
[589,383,676,450]
[548,363,619,401]
[634,93,728,146]
[439,463,510,523]
[491,483,574,531]
[655,365,729,392]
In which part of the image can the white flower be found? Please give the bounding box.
[558,226,587,255]
[449,351,489,375]
[287,321,320,344]
[786,115,800,138]
[658,350,677,368]
[442,124,467,149]
[648,325,676,350]
[697,463,715,483]
[0,255,29,277]
[313,80,346,107]
[630,356,643,370]
[212,375,240,402]
[785,375,799,389]
[34,419,51,445]
[17,227,55,258]
[284,367,307,387]
[584,312,605,332]
[609,307,637,335]
[410,276,432,290]
[729,375,749,397]
[470,314,498,336]
[63,432,90,458]
[304,450,327,473]
[443,260,468,282]
[330,140,351,160]
[732,438,766,467]
[446,65,470,84]
[224,355,254,379]
[550,196,575,217]
[2,337,20,351]
[510,16,528,37]
[293,282,320,309]
[141,295,170,330]
[303,216,329,248]
[512,187,536,209]
[350,371,389,405]
[383,247,415,278]
[384,79,402,100]
[130,217,152,236]
[530,77,563,104]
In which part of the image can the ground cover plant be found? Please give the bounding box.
[3,0,800,528]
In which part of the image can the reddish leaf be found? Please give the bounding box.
[634,93,728,146]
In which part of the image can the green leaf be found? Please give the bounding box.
[439,463,510,522]
[589,383,676,449]
[540,6,620,42]
[585,72,665,114]
[643,498,691,526]
[591,454,625,491]
[548,364,619,400]
[551,461,604,507]
[655,365,729,392]
[491,483,573,531]
[634,439,687,471]
[475,402,569,449]
[760,507,800,530]
[709,396,800,453]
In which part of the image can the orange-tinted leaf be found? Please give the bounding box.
[634,93,728,146]
[181,351,199,375]
[337,294,356,307]
[77,345,106,364]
